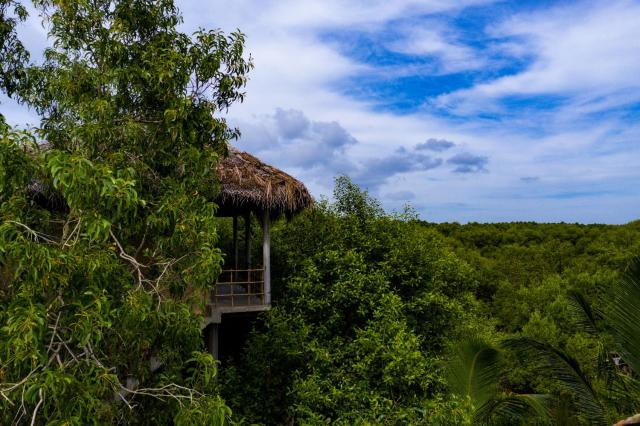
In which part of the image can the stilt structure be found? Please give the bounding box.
[202,148,313,358]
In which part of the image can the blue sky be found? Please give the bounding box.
[3,0,640,223]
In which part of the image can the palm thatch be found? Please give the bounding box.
[215,147,313,218]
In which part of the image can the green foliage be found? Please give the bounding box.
[502,337,604,424]
[447,336,552,425]
[0,0,29,96]
[434,221,640,423]
[0,117,36,203]
[606,258,640,374]
[437,222,640,424]
[1,2,637,423]
[219,212,640,424]
[0,0,251,423]
[173,395,232,426]
[447,336,502,411]
[220,177,479,424]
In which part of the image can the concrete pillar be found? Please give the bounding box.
[262,211,271,305]
[232,216,238,270]
[244,212,251,269]
[206,324,219,360]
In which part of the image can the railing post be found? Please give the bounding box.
[262,210,271,305]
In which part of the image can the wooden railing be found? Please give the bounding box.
[211,268,265,308]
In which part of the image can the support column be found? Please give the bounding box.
[262,210,271,305]
[232,216,238,270]
[244,212,251,269]
[206,324,219,360]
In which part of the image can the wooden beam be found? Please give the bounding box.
[262,211,271,305]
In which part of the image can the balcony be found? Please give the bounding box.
[212,267,266,306]
[204,267,270,323]
[203,209,271,326]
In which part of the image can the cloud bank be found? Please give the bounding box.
[3,0,640,223]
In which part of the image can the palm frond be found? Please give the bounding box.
[596,340,619,386]
[608,373,640,400]
[501,336,605,424]
[605,257,640,374]
[447,336,502,409]
[566,290,599,335]
[475,393,552,425]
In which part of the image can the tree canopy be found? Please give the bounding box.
[0,0,250,423]
[1,1,639,425]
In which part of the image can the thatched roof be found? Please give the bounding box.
[215,147,313,218]
[28,145,313,218]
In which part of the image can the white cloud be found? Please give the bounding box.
[2,0,640,223]
[436,0,640,115]
[388,25,486,73]
[187,0,491,31]
[232,109,357,193]
[182,0,640,223]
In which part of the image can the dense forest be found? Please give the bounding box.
[216,177,640,424]
[1,1,639,424]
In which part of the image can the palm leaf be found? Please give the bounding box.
[605,257,640,374]
[566,290,599,335]
[608,373,640,404]
[447,336,502,409]
[475,393,552,425]
[596,340,619,386]
[501,337,605,424]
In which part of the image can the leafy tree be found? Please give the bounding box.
[221,177,479,424]
[606,258,640,376]
[0,0,251,423]
[423,221,640,424]
[0,0,29,96]
[450,258,640,425]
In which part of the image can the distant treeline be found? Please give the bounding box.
[429,220,640,331]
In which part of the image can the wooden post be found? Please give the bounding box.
[232,216,238,271]
[262,210,271,305]
[244,212,251,269]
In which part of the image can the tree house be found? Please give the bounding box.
[203,147,313,358]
